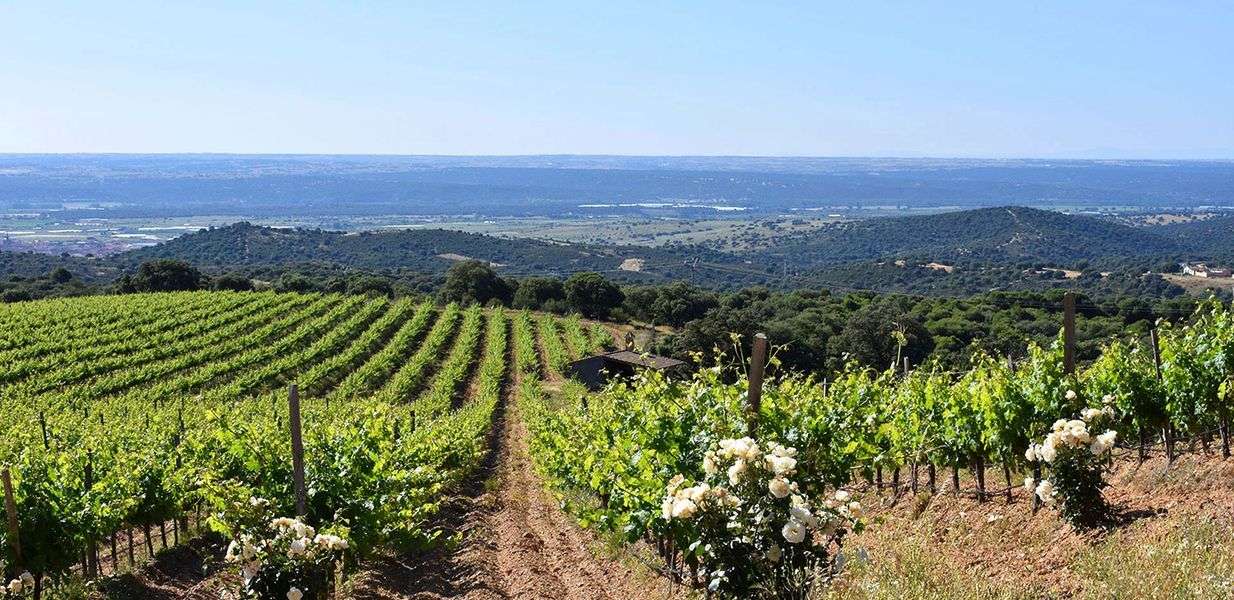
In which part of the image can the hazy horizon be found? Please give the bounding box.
[2,152,1233,162]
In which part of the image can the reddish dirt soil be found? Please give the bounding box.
[459,401,665,600]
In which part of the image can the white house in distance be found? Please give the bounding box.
[1181,262,1233,278]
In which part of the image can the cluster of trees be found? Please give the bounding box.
[103,260,439,297]
[651,287,1200,374]
[0,267,94,302]
[440,261,625,319]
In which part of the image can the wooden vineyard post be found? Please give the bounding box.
[746,333,768,438]
[1150,328,1174,463]
[1062,291,1076,375]
[38,412,49,450]
[289,384,307,518]
[3,468,21,568]
[85,453,98,578]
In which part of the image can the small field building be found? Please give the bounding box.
[566,350,687,390]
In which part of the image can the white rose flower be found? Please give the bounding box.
[661,497,674,520]
[768,477,791,498]
[1035,480,1056,505]
[684,483,710,502]
[1023,477,1035,494]
[790,505,819,528]
[1102,394,1115,405]
[847,501,864,519]
[1052,419,1068,433]
[1039,436,1058,463]
[781,519,807,544]
[766,455,797,476]
[702,454,718,476]
[1090,430,1118,455]
[1081,407,1101,422]
[18,573,33,590]
[671,498,697,520]
[288,538,307,557]
[727,459,747,486]
[769,443,797,458]
[1065,390,1077,401]
[286,587,303,600]
[1024,444,1038,462]
[1066,421,1091,445]
[833,490,851,503]
[8,578,23,595]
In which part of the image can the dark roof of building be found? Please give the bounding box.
[581,350,686,370]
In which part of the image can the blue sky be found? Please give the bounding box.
[1,1,1231,157]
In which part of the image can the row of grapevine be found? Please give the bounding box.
[587,322,614,354]
[409,305,485,417]
[512,311,540,377]
[471,308,509,407]
[372,303,463,404]
[0,293,544,598]
[537,315,570,376]
[297,299,423,396]
[331,301,440,399]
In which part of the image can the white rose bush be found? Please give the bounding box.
[659,437,863,599]
[217,498,350,600]
[1,572,34,600]
[1023,392,1118,527]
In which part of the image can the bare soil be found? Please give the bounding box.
[459,401,665,599]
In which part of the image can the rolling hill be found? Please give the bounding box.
[757,206,1188,266]
[1157,215,1234,260]
[114,222,741,282]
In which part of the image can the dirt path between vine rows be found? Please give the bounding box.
[349,340,676,600]
[454,398,669,599]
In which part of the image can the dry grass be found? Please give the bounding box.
[819,453,1234,599]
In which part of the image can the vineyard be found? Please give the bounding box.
[0,291,613,599]
[3,291,1234,598]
